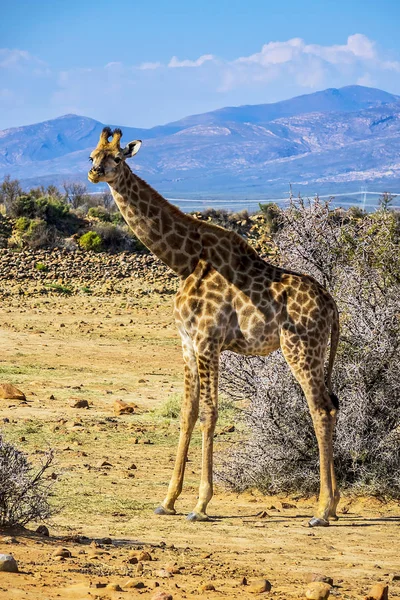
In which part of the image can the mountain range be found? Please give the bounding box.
[1,85,400,198]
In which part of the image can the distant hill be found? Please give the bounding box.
[1,85,400,198]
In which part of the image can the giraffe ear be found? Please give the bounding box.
[122,140,142,158]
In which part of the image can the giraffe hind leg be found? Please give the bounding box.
[280,330,338,526]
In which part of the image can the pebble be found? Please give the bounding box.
[306,574,334,586]
[155,569,172,579]
[305,581,331,599]
[52,547,71,559]
[199,582,216,591]
[105,583,122,591]
[114,399,135,415]
[364,583,389,600]
[70,399,89,408]
[249,579,272,593]
[0,554,18,573]
[123,579,146,589]
[151,592,173,600]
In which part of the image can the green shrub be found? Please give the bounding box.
[78,231,103,252]
[23,219,55,249]
[153,393,182,419]
[88,206,112,222]
[35,262,48,272]
[36,197,70,228]
[14,216,30,232]
[9,195,36,219]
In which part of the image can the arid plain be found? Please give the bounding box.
[0,269,399,600]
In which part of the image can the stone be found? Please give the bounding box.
[305,581,331,599]
[123,579,146,589]
[128,463,137,470]
[52,547,71,559]
[0,383,25,401]
[364,583,389,600]
[306,574,334,586]
[128,556,138,564]
[135,550,152,562]
[70,399,89,408]
[280,501,296,509]
[389,573,400,582]
[249,579,272,593]
[97,460,112,468]
[105,583,122,591]
[154,569,172,579]
[200,582,216,591]
[151,592,173,600]
[36,525,49,537]
[0,554,18,573]
[114,399,135,415]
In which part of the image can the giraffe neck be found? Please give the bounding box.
[108,164,201,277]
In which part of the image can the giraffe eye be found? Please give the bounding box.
[114,157,121,164]
[89,157,93,162]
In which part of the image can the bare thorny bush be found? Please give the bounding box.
[0,435,56,527]
[217,197,400,498]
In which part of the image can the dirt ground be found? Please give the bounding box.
[0,288,399,600]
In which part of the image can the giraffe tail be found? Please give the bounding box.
[327,303,340,410]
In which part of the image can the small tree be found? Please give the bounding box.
[0,436,56,527]
[63,181,89,209]
[0,175,22,214]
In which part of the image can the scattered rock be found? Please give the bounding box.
[199,582,216,591]
[306,574,334,586]
[240,576,248,585]
[114,399,135,415]
[128,463,137,470]
[128,556,138,564]
[249,579,272,593]
[36,525,49,537]
[255,510,269,519]
[133,550,152,562]
[123,579,146,589]
[154,569,172,579]
[0,554,18,573]
[52,547,71,559]
[389,573,400,582]
[280,501,297,509]
[0,383,25,401]
[70,398,89,408]
[97,460,112,468]
[364,583,389,600]
[151,592,173,600]
[105,583,122,591]
[305,581,331,599]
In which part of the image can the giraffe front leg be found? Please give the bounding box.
[308,402,336,527]
[187,351,219,522]
[155,346,199,516]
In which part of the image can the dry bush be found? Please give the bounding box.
[217,198,400,497]
[0,436,56,527]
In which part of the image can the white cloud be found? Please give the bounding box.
[168,54,215,68]
[1,34,400,130]
[138,61,162,70]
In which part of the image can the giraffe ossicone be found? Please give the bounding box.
[88,127,341,526]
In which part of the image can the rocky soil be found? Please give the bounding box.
[0,257,399,599]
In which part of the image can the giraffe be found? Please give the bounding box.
[88,127,340,527]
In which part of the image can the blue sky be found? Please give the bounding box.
[1,0,400,129]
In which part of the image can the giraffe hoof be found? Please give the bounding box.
[186,511,210,522]
[309,517,330,527]
[329,514,339,521]
[154,505,176,516]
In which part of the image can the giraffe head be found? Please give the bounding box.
[88,127,142,183]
